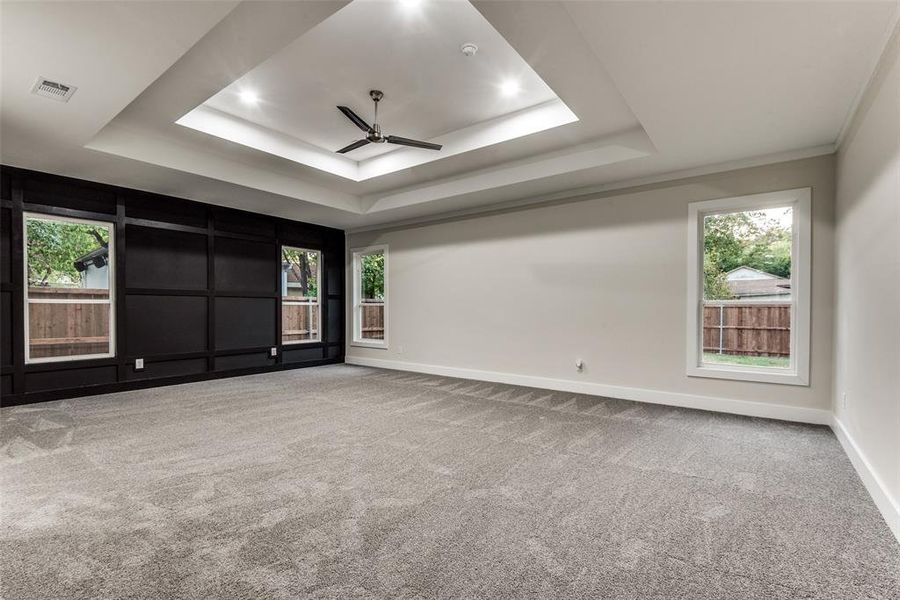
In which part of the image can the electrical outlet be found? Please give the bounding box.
[575,359,584,372]
[396,345,404,354]
[135,358,144,371]
[270,347,278,358]
[841,392,848,410]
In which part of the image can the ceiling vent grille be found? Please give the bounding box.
[31,77,76,102]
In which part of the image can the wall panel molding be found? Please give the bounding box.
[0,165,345,405]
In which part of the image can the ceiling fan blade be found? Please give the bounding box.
[386,135,442,151]
[336,139,371,154]
[337,106,371,132]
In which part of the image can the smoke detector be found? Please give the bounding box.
[460,43,478,57]
[31,77,76,102]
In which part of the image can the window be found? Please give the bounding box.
[281,247,320,343]
[687,189,810,385]
[352,245,387,348]
[24,213,115,363]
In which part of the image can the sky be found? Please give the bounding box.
[753,206,793,229]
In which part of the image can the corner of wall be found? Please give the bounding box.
[831,415,900,542]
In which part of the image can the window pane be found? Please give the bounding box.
[28,298,111,359]
[282,303,319,343]
[26,216,113,361]
[282,248,318,298]
[701,207,792,369]
[27,218,110,291]
[359,251,384,340]
[281,247,320,343]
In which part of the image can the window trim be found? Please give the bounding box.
[280,246,322,345]
[686,188,811,386]
[23,212,117,364]
[350,244,388,349]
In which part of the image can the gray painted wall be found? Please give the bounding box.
[347,154,835,414]
[834,25,899,520]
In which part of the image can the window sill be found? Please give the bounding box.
[350,340,388,350]
[25,352,116,365]
[687,364,808,386]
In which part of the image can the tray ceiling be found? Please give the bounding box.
[178,0,577,181]
[2,1,896,229]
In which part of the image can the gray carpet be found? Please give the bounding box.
[1,365,898,599]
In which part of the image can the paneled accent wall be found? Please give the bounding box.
[0,166,345,405]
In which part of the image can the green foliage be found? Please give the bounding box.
[703,258,733,300]
[703,209,792,300]
[703,352,790,368]
[361,253,384,300]
[26,218,107,287]
[282,247,318,298]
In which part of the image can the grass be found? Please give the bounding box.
[702,352,790,368]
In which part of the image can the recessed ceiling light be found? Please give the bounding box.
[239,90,259,105]
[499,79,521,97]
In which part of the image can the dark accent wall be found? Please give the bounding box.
[0,166,345,405]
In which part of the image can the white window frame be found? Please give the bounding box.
[281,246,322,345]
[351,244,388,349]
[686,188,811,386]
[23,212,116,364]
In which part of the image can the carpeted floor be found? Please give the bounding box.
[1,365,898,599]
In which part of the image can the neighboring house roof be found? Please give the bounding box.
[725,266,779,281]
[73,246,108,272]
[728,278,791,298]
[725,266,791,298]
[282,261,305,284]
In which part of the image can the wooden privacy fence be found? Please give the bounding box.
[360,301,384,339]
[27,287,110,359]
[282,300,319,342]
[703,302,790,357]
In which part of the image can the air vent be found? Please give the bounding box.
[30,77,76,102]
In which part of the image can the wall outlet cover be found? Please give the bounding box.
[135,358,144,370]
[270,347,278,357]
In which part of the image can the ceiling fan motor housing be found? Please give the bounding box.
[368,123,385,143]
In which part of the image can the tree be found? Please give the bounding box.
[740,229,791,278]
[704,212,759,271]
[703,253,734,300]
[361,253,384,300]
[26,219,107,287]
[703,209,792,300]
[282,248,318,298]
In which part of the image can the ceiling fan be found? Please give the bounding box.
[335,90,442,154]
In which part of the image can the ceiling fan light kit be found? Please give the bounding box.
[336,90,443,154]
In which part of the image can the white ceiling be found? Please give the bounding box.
[0,1,237,162]
[202,0,563,162]
[2,1,897,230]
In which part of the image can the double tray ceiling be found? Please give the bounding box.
[182,0,576,180]
[1,1,897,228]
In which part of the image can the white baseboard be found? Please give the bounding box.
[831,416,900,543]
[345,356,831,425]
